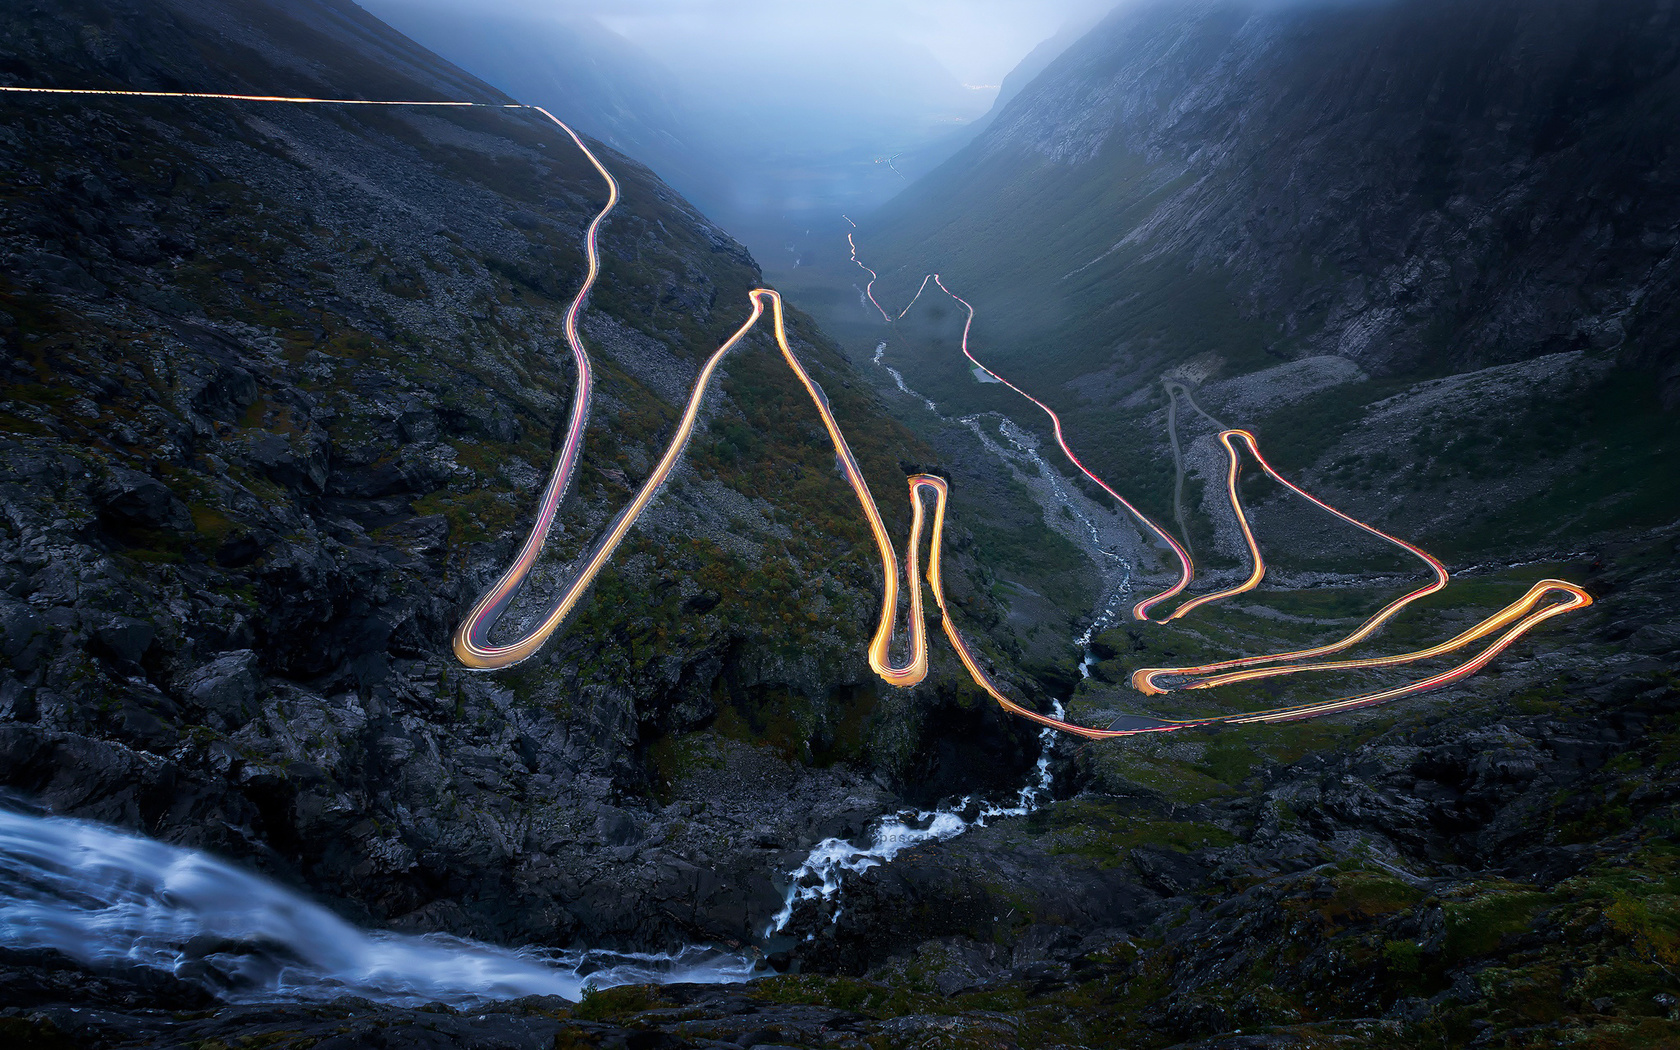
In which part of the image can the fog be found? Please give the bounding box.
[362,0,1114,256]
[373,1,1112,94]
[587,1,1112,97]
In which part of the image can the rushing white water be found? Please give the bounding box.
[873,341,939,413]
[0,806,758,1006]
[760,335,1139,936]
[766,703,1063,936]
[866,341,1133,627]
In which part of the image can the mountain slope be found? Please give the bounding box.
[2,3,1680,1048]
[851,0,1679,552]
[0,0,1043,954]
[357,3,739,223]
[876,0,1680,377]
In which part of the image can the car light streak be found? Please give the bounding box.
[869,264,1593,738]
[0,83,620,672]
[846,232,894,323]
[8,83,1594,742]
[460,284,939,685]
[0,83,509,108]
[925,275,1196,622]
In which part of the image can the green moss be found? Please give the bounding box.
[412,487,516,545]
[646,731,727,800]
[1445,888,1551,958]
[1607,893,1680,968]
[0,1016,77,1050]
[1325,870,1425,921]
[752,973,949,1019]
[1026,798,1234,867]
[189,501,236,542]
[1383,939,1424,975]
[569,983,658,1022]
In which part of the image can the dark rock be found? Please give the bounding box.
[247,430,329,494]
[0,601,48,673]
[215,529,272,568]
[190,364,259,422]
[15,250,106,297]
[89,615,155,668]
[178,650,263,729]
[684,590,722,614]
[1130,845,1209,896]
[94,468,191,531]
[381,514,449,556]
[0,947,217,1012]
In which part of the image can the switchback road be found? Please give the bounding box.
[862,257,1593,736]
[3,84,1594,740]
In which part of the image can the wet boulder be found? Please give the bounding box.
[178,650,263,730]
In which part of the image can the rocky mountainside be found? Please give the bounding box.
[871,0,1680,389]
[7,527,1678,1048]
[818,0,1680,581]
[0,0,1051,960]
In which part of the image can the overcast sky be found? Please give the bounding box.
[371,0,1117,88]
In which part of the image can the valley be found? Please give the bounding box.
[0,1,1677,1048]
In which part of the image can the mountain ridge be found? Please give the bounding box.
[2,2,1679,1047]
[869,0,1680,392]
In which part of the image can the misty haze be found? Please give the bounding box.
[364,0,1109,259]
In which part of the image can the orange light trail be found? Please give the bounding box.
[925,275,1195,621]
[0,83,614,671]
[7,83,1594,741]
[0,83,509,108]
[846,231,894,324]
[0,83,934,685]
[1154,428,1446,625]
[863,262,1593,737]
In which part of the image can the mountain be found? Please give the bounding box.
[875,0,1680,376]
[941,10,1102,149]
[0,0,1051,968]
[761,0,1679,1044]
[851,13,1101,199]
[853,0,1679,554]
[358,2,993,262]
[356,2,739,224]
[3,1,1680,1048]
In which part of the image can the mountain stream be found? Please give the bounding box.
[0,805,757,1006]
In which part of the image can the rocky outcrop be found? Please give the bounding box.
[4,525,1674,1046]
[2,2,1676,1047]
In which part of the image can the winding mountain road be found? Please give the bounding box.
[1163,378,1226,555]
[3,83,1595,741]
[860,253,1593,736]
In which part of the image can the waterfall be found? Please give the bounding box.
[766,702,1063,936]
[0,805,758,1006]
